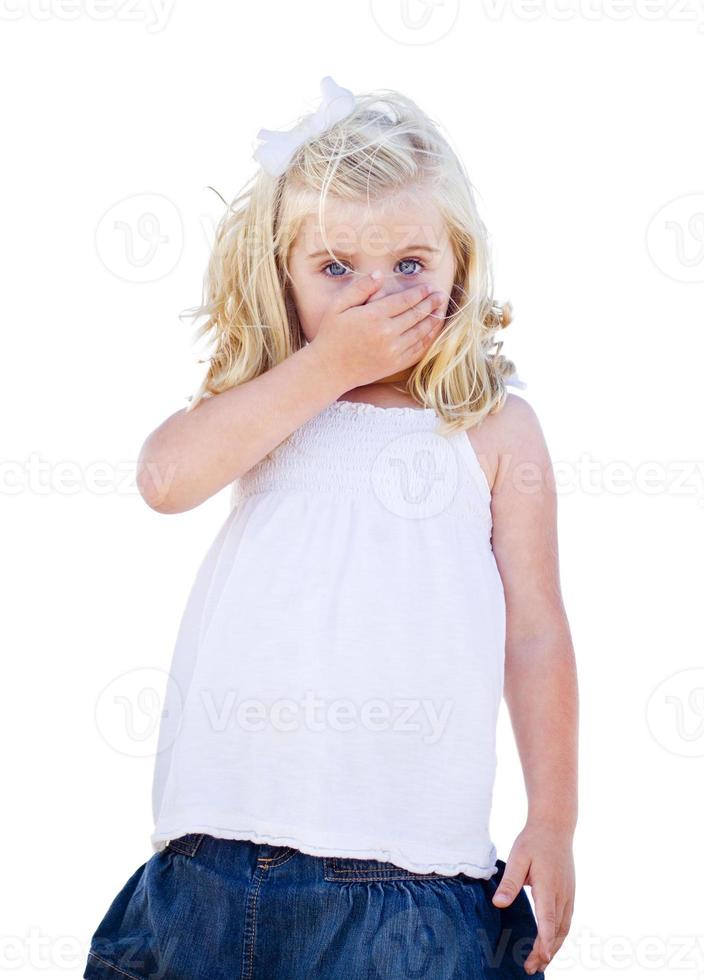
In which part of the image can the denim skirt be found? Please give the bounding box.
[83,834,543,979]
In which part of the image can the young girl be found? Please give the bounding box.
[84,77,577,979]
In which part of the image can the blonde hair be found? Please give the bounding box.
[182,83,518,437]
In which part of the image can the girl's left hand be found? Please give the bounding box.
[491,822,576,975]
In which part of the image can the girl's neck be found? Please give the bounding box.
[338,371,420,409]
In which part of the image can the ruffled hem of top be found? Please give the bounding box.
[150,823,498,879]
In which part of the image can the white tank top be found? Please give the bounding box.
[150,388,522,878]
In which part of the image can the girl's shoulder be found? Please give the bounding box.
[466,392,548,496]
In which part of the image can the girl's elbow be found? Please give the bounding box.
[136,439,180,514]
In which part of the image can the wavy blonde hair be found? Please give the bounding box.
[182,83,518,438]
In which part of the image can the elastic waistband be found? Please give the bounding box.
[159,833,497,885]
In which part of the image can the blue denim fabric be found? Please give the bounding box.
[84,834,544,979]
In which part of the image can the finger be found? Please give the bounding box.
[523,936,550,975]
[536,895,558,957]
[400,314,445,362]
[370,281,433,317]
[492,855,530,907]
[523,924,554,974]
[526,892,558,969]
[332,271,386,314]
[550,899,574,959]
[396,292,446,337]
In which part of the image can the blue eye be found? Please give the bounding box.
[323,261,350,278]
[397,258,424,276]
[321,257,425,278]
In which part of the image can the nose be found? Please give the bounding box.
[369,275,419,302]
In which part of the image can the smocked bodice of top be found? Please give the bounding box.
[230,398,493,536]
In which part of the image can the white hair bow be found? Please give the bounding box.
[252,75,356,178]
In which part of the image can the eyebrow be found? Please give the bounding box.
[307,244,442,260]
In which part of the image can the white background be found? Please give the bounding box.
[2,1,703,977]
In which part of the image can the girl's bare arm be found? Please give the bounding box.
[490,394,578,829]
[136,341,347,514]
[478,393,578,973]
